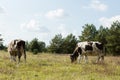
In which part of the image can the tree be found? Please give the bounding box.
[38,41,46,52]
[29,38,39,52]
[0,34,4,50]
[25,41,29,51]
[106,21,120,55]
[95,26,108,44]
[28,38,46,54]
[79,24,97,41]
[0,34,3,44]
[62,33,78,53]
[48,34,63,53]
[48,33,78,54]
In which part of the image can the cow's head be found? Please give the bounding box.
[70,47,81,63]
[70,54,75,63]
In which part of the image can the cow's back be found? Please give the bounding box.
[77,42,88,48]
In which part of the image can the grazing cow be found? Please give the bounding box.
[8,39,26,63]
[70,41,104,63]
[70,46,82,63]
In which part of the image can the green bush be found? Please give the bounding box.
[33,49,38,54]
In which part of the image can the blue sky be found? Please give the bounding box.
[0,0,120,45]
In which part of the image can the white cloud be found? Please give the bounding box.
[99,15,120,27]
[20,19,50,45]
[34,13,43,17]
[83,0,108,11]
[0,6,5,14]
[56,24,81,38]
[20,19,49,33]
[57,24,68,37]
[45,9,67,19]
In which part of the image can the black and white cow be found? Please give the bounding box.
[70,41,104,63]
[8,39,26,63]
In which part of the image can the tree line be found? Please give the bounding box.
[0,21,120,55]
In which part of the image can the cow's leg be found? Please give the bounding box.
[13,56,16,62]
[9,51,15,62]
[10,55,14,62]
[100,53,104,63]
[101,55,104,62]
[100,56,104,63]
[98,51,104,63]
[17,50,22,63]
[96,50,103,63]
[78,54,82,63]
[18,54,22,63]
[9,53,13,62]
[9,51,12,61]
[96,54,100,63]
[84,54,88,63]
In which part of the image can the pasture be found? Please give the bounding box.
[0,51,120,80]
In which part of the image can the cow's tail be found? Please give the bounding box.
[24,49,26,62]
[23,41,26,62]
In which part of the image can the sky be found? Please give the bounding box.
[0,0,120,46]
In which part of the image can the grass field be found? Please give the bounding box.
[0,50,120,80]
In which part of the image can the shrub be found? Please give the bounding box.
[33,49,38,54]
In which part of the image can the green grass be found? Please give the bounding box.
[0,50,120,80]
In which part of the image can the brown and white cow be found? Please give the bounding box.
[8,39,26,63]
[70,41,104,63]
